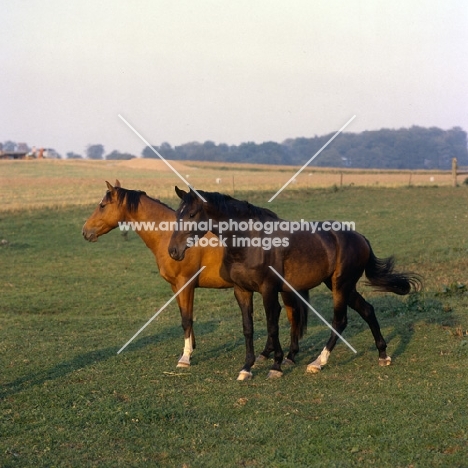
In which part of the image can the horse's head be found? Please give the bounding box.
[168,186,209,260]
[82,180,126,242]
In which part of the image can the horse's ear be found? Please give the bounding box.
[175,186,187,200]
[106,181,114,192]
[115,179,121,188]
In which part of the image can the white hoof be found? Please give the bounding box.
[379,356,392,366]
[282,358,295,366]
[267,369,283,379]
[177,355,191,368]
[237,370,253,381]
[306,363,321,374]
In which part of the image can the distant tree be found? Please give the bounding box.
[86,144,105,160]
[200,141,219,161]
[142,145,157,158]
[142,142,175,159]
[66,152,83,159]
[106,150,135,160]
[174,142,202,160]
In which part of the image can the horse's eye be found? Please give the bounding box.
[189,212,195,218]
[99,204,105,209]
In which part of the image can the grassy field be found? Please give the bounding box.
[1,161,468,467]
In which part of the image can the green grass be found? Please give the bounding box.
[1,186,468,467]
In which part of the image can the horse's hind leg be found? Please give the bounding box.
[348,289,391,366]
[307,279,350,374]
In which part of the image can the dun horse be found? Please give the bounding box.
[168,187,422,380]
[82,181,308,368]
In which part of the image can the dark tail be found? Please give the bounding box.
[365,245,423,295]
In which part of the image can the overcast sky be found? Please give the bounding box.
[1,1,467,157]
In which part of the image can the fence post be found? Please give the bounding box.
[452,158,458,187]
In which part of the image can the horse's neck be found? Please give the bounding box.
[128,195,175,247]
[209,201,235,222]
[208,200,260,224]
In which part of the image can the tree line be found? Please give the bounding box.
[3,126,467,168]
[142,126,467,170]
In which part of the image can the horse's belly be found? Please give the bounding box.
[282,270,324,291]
[282,247,334,290]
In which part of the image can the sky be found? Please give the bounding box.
[1,0,467,158]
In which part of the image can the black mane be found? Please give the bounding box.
[106,187,174,214]
[197,190,279,221]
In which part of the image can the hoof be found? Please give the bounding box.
[267,369,283,379]
[255,354,268,363]
[176,361,190,368]
[282,358,295,366]
[306,363,321,374]
[379,356,392,366]
[237,370,253,381]
[177,356,191,368]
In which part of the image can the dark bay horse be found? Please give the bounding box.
[168,187,422,380]
[82,181,308,369]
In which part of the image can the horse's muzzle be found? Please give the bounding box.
[169,246,185,261]
[82,228,98,242]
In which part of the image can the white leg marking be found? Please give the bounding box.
[378,356,392,366]
[237,370,253,381]
[318,347,331,365]
[177,336,193,368]
[307,347,330,373]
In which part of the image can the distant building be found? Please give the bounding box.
[17,143,30,153]
[43,148,62,159]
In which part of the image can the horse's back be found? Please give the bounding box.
[282,228,370,290]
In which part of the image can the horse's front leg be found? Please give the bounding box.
[233,287,255,381]
[281,290,309,365]
[262,288,284,379]
[257,290,308,365]
[174,285,195,368]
